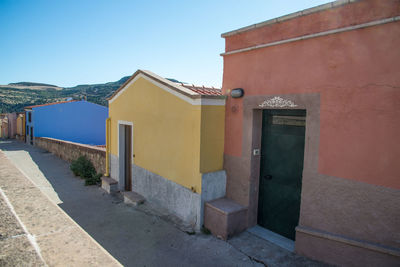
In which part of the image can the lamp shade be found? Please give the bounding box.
[231,88,244,98]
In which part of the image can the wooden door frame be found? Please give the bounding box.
[118,120,134,191]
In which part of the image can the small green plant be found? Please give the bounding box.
[70,155,102,186]
[70,156,84,176]
[201,226,211,235]
[85,173,102,186]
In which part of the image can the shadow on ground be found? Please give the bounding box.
[0,140,265,267]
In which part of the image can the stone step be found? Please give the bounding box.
[204,197,248,240]
[101,177,118,194]
[122,191,145,206]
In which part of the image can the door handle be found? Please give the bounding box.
[264,175,272,180]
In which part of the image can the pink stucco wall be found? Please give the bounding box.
[6,113,17,138]
[225,0,400,53]
[222,0,400,190]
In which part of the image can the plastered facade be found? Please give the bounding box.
[221,0,400,265]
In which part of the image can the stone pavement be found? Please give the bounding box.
[0,140,327,267]
[228,231,330,267]
[0,140,263,267]
[0,193,43,266]
[0,144,121,266]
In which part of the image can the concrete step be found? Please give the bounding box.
[101,177,118,194]
[204,197,248,240]
[122,191,145,206]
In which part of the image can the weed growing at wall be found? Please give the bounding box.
[85,173,102,186]
[70,155,102,185]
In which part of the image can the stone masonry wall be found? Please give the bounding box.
[35,137,106,174]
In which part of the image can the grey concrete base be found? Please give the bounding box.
[201,170,227,202]
[101,177,118,194]
[110,154,119,186]
[200,170,227,227]
[109,154,227,231]
[132,164,201,230]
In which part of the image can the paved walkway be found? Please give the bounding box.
[0,140,327,267]
[0,142,120,266]
[0,140,263,267]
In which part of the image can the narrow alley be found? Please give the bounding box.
[0,140,325,266]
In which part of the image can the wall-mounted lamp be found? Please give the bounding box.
[230,88,244,98]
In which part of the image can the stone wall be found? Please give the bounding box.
[35,137,106,174]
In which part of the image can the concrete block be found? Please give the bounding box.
[204,198,248,240]
[200,170,226,227]
[101,177,118,194]
[201,171,226,202]
[123,191,145,206]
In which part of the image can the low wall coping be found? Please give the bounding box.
[35,137,106,154]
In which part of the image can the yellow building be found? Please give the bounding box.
[106,70,226,229]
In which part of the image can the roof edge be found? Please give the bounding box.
[24,100,80,110]
[107,69,224,102]
[221,0,358,38]
[107,69,141,101]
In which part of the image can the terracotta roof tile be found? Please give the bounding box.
[180,84,223,96]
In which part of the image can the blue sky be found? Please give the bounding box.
[0,0,331,87]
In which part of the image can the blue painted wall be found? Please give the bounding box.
[32,101,108,145]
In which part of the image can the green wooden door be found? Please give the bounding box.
[258,109,306,240]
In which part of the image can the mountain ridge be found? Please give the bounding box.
[0,76,131,113]
[0,75,187,113]
[9,82,58,87]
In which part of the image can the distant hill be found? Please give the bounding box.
[62,76,131,106]
[166,78,184,83]
[9,82,58,87]
[0,76,131,113]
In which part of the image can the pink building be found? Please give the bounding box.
[205,0,400,266]
[7,113,17,138]
[0,113,18,139]
[0,114,8,138]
